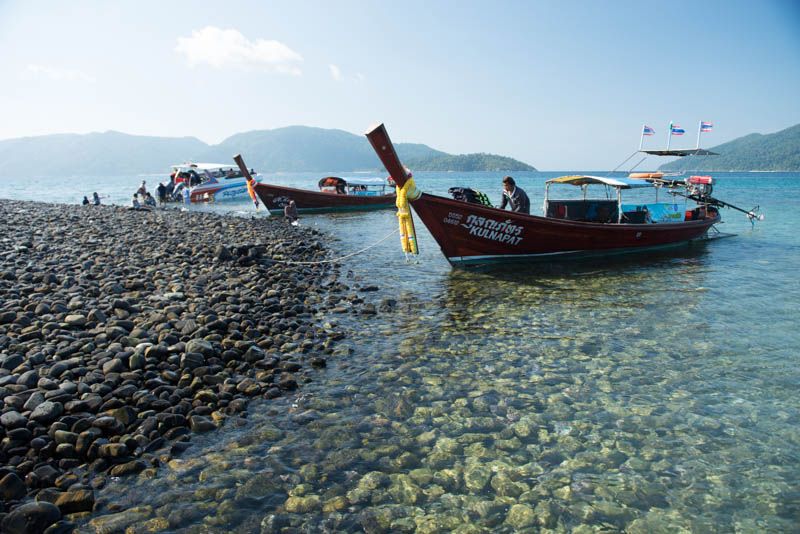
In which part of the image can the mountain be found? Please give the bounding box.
[0,131,207,177]
[0,126,535,177]
[406,153,536,172]
[659,123,800,171]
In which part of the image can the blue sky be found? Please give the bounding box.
[1,0,798,169]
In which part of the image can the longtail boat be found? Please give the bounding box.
[365,123,762,267]
[232,155,396,214]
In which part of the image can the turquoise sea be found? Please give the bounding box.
[2,171,799,532]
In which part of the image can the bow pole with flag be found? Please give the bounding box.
[667,122,685,150]
[696,121,713,148]
[639,124,655,149]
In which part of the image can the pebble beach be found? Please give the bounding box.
[0,199,371,533]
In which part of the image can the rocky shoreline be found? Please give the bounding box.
[0,199,365,533]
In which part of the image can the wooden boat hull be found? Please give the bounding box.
[254,183,396,214]
[410,193,720,265]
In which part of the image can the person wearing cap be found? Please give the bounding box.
[499,176,530,214]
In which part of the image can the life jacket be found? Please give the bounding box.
[448,187,493,207]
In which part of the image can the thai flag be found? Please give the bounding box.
[671,125,685,135]
[700,122,713,132]
[643,125,655,136]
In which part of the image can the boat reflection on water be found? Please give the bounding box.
[436,242,715,335]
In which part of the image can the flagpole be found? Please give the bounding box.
[639,123,645,150]
[667,121,672,151]
[696,120,701,149]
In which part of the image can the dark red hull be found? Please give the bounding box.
[364,122,721,266]
[412,193,720,265]
[254,183,396,214]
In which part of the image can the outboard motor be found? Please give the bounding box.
[687,175,713,200]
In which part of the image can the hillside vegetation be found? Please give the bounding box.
[406,153,536,172]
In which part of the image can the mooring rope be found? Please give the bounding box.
[266,228,399,265]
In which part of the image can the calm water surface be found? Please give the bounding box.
[3,172,799,532]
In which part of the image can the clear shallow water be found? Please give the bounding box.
[2,172,799,532]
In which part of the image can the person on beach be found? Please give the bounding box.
[132,195,142,208]
[137,180,147,199]
[182,186,191,205]
[93,192,101,205]
[82,196,90,205]
[284,200,298,224]
[144,192,157,207]
[499,176,530,214]
[156,182,167,205]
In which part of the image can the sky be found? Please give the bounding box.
[1,0,798,169]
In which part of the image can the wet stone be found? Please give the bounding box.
[1,501,62,534]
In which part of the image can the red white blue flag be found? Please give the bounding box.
[700,122,713,132]
[642,125,655,136]
[670,125,685,135]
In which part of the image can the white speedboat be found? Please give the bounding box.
[169,162,262,203]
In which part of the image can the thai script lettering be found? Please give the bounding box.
[461,215,523,245]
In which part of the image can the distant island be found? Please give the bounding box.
[406,153,535,172]
[659,123,800,171]
[0,125,535,178]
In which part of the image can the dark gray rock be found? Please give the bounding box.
[1,501,62,534]
[31,401,64,424]
[0,410,28,429]
[0,472,27,501]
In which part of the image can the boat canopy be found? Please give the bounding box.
[318,177,389,188]
[546,175,654,189]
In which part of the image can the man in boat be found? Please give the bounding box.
[499,176,530,214]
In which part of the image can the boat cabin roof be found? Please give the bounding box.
[172,163,236,172]
[638,148,719,157]
[547,175,654,189]
[318,176,389,188]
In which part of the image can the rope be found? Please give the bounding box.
[606,151,638,176]
[265,228,399,265]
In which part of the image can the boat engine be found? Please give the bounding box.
[687,175,713,200]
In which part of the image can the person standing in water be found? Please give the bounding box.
[284,200,298,223]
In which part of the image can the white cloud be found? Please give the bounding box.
[329,64,343,81]
[176,26,303,74]
[26,64,94,82]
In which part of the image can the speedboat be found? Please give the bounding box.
[365,123,761,267]
[169,162,262,203]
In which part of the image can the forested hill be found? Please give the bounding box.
[406,153,536,172]
[659,123,800,171]
[0,126,535,177]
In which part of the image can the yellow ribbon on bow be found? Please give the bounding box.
[396,176,421,256]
